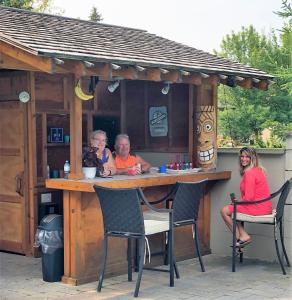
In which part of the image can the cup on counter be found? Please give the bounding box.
[51,170,59,178]
[159,165,167,173]
[64,135,70,144]
[59,170,64,178]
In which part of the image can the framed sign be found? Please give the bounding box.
[149,106,168,137]
[49,127,63,143]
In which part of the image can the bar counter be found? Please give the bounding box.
[46,170,231,285]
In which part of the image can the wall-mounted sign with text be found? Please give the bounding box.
[149,106,168,137]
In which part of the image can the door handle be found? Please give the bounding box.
[15,172,24,197]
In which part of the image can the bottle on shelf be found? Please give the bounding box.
[64,160,70,179]
[47,165,50,178]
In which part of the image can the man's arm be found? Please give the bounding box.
[136,155,151,173]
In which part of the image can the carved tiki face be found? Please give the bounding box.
[196,106,217,169]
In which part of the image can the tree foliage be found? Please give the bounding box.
[89,6,103,22]
[216,1,292,148]
[1,0,64,14]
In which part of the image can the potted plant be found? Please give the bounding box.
[82,146,104,178]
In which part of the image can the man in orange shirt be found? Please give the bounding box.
[113,134,151,175]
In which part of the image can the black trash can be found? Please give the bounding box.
[35,214,64,282]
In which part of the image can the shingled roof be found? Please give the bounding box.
[0,6,272,80]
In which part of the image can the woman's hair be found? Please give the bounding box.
[90,130,108,143]
[239,147,260,175]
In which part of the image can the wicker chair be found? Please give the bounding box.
[143,179,208,272]
[231,178,292,274]
[94,185,177,297]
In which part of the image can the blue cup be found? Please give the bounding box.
[51,170,59,178]
[159,165,167,173]
[64,135,70,144]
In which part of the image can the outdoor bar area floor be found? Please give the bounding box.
[1,252,291,300]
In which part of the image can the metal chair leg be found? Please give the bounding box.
[173,258,180,279]
[127,238,132,281]
[164,232,168,265]
[279,221,290,267]
[168,228,174,287]
[134,239,139,272]
[232,214,237,272]
[134,238,145,297]
[97,234,108,292]
[194,223,205,272]
[239,221,244,264]
[274,225,286,275]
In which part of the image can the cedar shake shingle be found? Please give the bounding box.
[0,6,272,79]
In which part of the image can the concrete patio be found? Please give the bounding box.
[1,252,291,300]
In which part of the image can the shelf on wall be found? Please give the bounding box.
[46,143,70,147]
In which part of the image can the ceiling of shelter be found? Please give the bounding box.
[0,6,273,89]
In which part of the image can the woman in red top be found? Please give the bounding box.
[221,147,272,246]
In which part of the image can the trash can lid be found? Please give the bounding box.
[39,214,63,231]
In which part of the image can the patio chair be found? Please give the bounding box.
[94,185,177,298]
[231,178,292,274]
[143,179,208,272]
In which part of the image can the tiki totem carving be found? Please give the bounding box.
[196,105,217,170]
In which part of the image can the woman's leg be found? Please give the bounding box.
[220,205,240,239]
[220,205,251,241]
[237,222,251,242]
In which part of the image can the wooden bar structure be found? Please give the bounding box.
[0,7,273,284]
[46,171,231,285]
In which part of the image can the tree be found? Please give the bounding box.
[1,0,64,14]
[0,0,33,9]
[216,8,292,147]
[89,6,103,22]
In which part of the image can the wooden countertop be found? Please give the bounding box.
[46,170,231,192]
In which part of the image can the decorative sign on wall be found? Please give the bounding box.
[149,106,168,137]
[49,128,63,143]
[196,105,217,170]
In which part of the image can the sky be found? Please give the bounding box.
[53,0,285,53]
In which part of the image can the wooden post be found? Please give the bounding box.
[69,76,83,179]
[188,84,194,162]
[26,71,37,255]
[120,80,126,133]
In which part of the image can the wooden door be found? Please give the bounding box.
[0,101,27,253]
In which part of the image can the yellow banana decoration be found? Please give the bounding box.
[74,79,94,101]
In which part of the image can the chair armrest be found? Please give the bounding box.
[147,185,178,205]
[138,188,172,213]
[233,196,272,206]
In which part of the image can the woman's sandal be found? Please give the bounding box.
[236,239,252,248]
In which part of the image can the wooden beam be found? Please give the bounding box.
[161,70,181,83]
[144,68,161,81]
[0,52,40,71]
[183,74,202,85]
[254,80,269,91]
[0,41,54,73]
[112,65,138,80]
[237,78,253,89]
[69,75,83,179]
[202,75,219,86]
